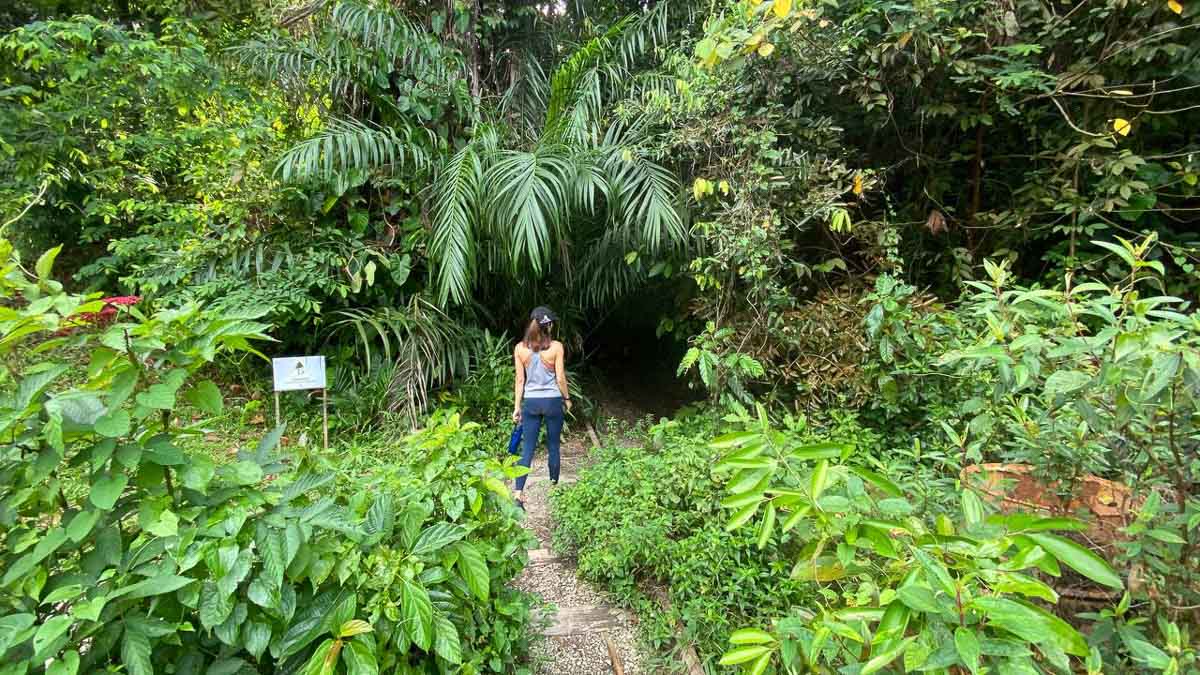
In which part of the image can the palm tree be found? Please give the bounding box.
[430,5,686,307]
[239,0,688,309]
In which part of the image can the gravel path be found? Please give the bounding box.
[512,434,644,675]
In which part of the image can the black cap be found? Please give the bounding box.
[531,306,556,326]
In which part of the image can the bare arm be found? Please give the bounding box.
[513,346,525,420]
[554,342,570,403]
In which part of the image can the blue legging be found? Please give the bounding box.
[515,397,563,490]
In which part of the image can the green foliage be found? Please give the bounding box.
[0,242,533,673]
[677,322,764,404]
[553,411,884,665]
[713,411,1123,674]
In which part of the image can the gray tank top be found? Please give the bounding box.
[523,348,560,399]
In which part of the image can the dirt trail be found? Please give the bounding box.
[512,431,644,674]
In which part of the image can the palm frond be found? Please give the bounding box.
[598,121,686,253]
[543,16,634,140]
[483,147,574,277]
[275,117,432,182]
[543,3,673,142]
[329,297,472,425]
[431,143,484,306]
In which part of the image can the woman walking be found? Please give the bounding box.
[512,306,571,509]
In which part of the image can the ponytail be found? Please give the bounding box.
[523,318,552,352]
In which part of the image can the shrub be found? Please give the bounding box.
[0,241,533,674]
[713,411,1124,674]
[552,411,897,664]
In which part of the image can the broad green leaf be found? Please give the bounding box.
[2,527,67,586]
[134,383,177,410]
[94,409,131,438]
[121,624,153,675]
[46,650,80,675]
[720,645,772,665]
[344,641,379,675]
[809,460,829,501]
[1124,637,1171,669]
[1025,533,1122,589]
[145,509,178,538]
[227,461,263,486]
[257,526,287,589]
[912,547,957,596]
[433,613,462,664]
[455,542,489,601]
[200,581,235,629]
[301,639,339,675]
[41,585,84,605]
[35,246,62,280]
[973,597,1087,656]
[726,501,760,531]
[710,431,759,449]
[33,615,72,659]
[896,584,942,615]
[848,466,902,497]
[954,627,981,675]
[184,380,223,415]
[243,621,272,660]
[90,472,128,509]
[0,613,36,653]
[71,597,107,622]
[757,502,776,549]
[861,636,914,675]
[1147,529,1186,544]
[989,572,1058,603]
[789,442,845,461]
[117,574,193,601]
[748,651,772,675]
[961,490,984,525]
[400,580,433,650]
[65,509,101,542]
[1044,370,1091,397]
[412,522,465,557]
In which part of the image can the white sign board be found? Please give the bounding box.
[272,356,327,391]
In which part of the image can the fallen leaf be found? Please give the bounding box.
[1112,118,1132,136]
[1167,0,1183,15]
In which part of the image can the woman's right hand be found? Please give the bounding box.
[512,407,521,424]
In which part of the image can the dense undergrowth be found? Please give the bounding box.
[3,0,1200,673]
[0,243,535,674]
[555,243,1200,674]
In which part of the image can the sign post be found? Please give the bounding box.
[271,356,329,451]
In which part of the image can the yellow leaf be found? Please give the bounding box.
[1112,118,1132,136]
[1111,89,1134,96]
[746,32,764,47]
[100,118,108,129]
[719,180,731,195]
[896,31,913,49]
[1167,0,1183,14]
[772,0,792,19]
[853,173,864,196]
[693,178,712,201]
[758,42,775,57]
[621,148,633,162]
[177,105,189,117]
